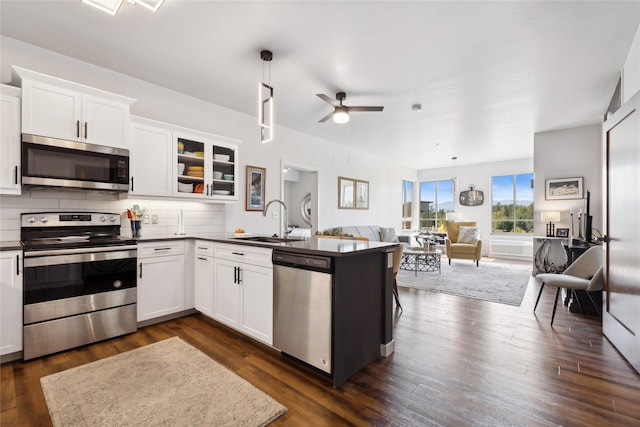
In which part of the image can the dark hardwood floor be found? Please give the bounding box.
[2,270,640,426]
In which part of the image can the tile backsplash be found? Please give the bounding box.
[0,190,226,241]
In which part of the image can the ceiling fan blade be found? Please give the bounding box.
[318,111,334,123]
[348,106,384,112]
[316,94,340,107]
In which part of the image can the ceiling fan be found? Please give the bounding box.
[316,92,384,124]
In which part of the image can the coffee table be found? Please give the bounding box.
[400,247,442,276]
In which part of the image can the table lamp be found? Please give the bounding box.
[541,211,561,237]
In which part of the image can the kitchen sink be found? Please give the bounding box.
[233,236,305,244]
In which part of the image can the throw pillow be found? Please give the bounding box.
[379,227,399,243]
[457,226,479,244]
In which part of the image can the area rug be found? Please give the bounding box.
[397,260,532,306]
[40,337,287,427]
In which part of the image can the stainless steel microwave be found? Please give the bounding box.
[21,134,130,192]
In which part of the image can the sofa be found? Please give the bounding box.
[323,225,405,309]
[445,220,482,266]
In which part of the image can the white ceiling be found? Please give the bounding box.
[1,1,639,170]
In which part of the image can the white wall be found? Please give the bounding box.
[418,157,534,255]
[533,124,602,239]
[0,36,417,236]
[623,23,640,103]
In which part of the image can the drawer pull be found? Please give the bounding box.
[197,256,208,261]
[232,252,245,256]
[197,246,209,250]
[153,247,173,251]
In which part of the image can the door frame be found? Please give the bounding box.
[280,160,319,235]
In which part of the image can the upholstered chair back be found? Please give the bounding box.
[446,221,477,243]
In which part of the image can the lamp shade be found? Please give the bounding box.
[541,211,561,222]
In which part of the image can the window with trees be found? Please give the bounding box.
[402,180,413,230]
[492,173,534,233]
[419,179,454,231]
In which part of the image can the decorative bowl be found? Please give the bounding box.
[223,174,234,181]
[212,171,223,179]
[214,154,230,162]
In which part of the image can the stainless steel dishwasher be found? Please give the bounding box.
[272,251,333,374]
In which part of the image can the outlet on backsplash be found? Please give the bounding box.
[151,214,159,224]
[142,214,150,224]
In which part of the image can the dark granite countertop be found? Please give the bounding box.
[2,234,397,257]
[133,233,397,256]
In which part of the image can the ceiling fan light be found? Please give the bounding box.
[333,107,349,124]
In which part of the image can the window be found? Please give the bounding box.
[492,173,534,233]
[419,179,454,231]
[401,180,413,230]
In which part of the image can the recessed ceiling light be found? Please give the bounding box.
[411,103,422,112]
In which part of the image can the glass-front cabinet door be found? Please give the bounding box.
[211,142,238,200]
[174,130,239,200]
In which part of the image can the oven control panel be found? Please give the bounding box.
[21,212,121,227]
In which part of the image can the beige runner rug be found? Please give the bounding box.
[40,337,287,426]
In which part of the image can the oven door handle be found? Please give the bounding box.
[24,248,137,268]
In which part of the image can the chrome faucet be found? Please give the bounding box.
[263,199,290,238]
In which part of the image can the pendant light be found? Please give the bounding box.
[259,50,274,143]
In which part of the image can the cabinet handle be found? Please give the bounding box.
[206,184,209,196]
[232,252,245,256]
[237,267,242,284]
[76,120,80,138]
[197,256,207,261]
[14,165,18,185]
[84,122,88,139]
[130,177,134,192]
[197,246,208,250]
[139,262,142,278]
[16,254,20,275]
[153,247,172,251]
[233,266,238,284]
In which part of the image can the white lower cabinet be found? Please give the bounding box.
[1,250,22,355]
[137,241,185,322]
[213,244,273,345]
[194,241,214,318]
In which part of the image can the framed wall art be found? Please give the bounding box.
[355,180,369,209]
[545,177,583,200]
[338,177,354,209]
[246,165,266,211]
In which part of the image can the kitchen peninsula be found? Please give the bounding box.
[139,234,398,387]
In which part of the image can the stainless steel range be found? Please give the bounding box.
[21,212,137,360]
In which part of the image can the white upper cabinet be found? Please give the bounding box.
[0,85,21,195]
[129,116,174,197]
[13,67,135,149]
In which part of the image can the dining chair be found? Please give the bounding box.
[534,245,604,326]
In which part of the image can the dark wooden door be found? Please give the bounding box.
[603,90,640,373]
